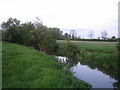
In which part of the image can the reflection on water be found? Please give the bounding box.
[55,56,119,88]
[71,62,116,88]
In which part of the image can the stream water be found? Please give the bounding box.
[55,56,118,88]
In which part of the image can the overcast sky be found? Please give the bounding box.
[0,0,119,38]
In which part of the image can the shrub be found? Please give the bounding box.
[38,33,57,53]
[59,41,80,58]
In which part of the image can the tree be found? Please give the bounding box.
[97,37,100,40]
[39,32,57,53]
[70,30,76,39]
[68,34,71,39]
[19,22,35,45]
[47,27,61,39]
[101,30,108,39]
[31,23,47,48]
[111,36,116,39]
[64,33,68,39]
[1,17,20,30]
[34,17,43,28]
[78,36,81,39]
[88,31,94,39]
[64,33,71,39]
[1,18,21,42]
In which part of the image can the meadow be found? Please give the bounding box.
[2,42,91,88]
[57,40,118,53]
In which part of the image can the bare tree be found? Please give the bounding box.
[70,30,76,39]
[97,37,100,40]
[88,31,94,39]
[78,36,81,39]
[34,17,43,28]
[101,30,108,39]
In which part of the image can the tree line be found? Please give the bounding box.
[0,17,119,48]
[1,17,118,44]
[0,17,119,58]
[0,17,81,57]
[1,17,66,53]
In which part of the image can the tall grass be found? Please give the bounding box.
[2,42,91,88]
[79,49,118,70]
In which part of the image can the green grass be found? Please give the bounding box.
[57,40,118,53]
[2,42,91,88]
[79,51,118,70]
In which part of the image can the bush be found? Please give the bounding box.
[38,33,57,53]
[59,41,80,58]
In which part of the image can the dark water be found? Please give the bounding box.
[55,56,118,88]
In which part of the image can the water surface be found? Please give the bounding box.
[55,56,117,88]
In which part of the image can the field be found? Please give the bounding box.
[2,42,91,88]
[57,40,118,53]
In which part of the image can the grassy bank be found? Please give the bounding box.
[57,40,118,71]
[2,42,91,88]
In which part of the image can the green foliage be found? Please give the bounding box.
[2,18,35,45]
[82,52,117,69]
[39,33,57,53]
[33,26,61,53]
[1,18,21,43]
[59,41,80,58]
[19,22,35,45]
[31,24,47,48]
[47,27,62,39]
[1,17,20,30]
[2,42,91,88]
[1,17,63,54]
[3,26,21,43]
